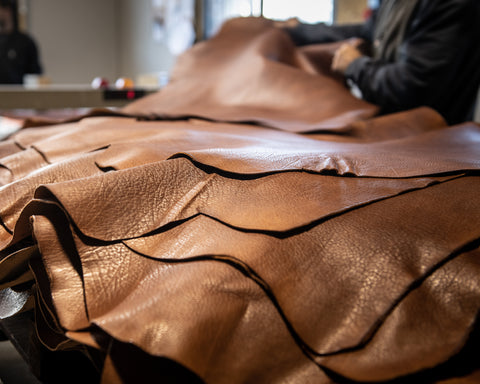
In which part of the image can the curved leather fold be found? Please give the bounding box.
[32,217,329,384]
[122,177,480,358]
[0,151,104,238]
[34,157,452,240]
[93,120,480,178]
[319,247,480,382]
[23,175,480,382]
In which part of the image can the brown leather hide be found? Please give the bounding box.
[0,16,480,384]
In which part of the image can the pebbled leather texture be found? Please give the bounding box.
[0,16,480,384]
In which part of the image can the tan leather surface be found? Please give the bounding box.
[121,177,480,356]
[0,246,36,290]
[0,15,479,384]
[0,140,22,159]
[12,123,82,148]
[0,147,48,184]
[32,211,330,384]
[32,213,89,332]
[36,157,452,240]
[320,247,480,381]
[91,119,480,178]
[315,106,449,142]
[7,111,477,179]
[13,117,162,164]
[14,174,480,383]
[0,152,103,239]
[30,256,80,352]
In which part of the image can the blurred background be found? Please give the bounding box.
[0,0,478,128]
[20,0,368,85]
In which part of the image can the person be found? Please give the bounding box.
[0,0,42,84]
[282,0,480,125]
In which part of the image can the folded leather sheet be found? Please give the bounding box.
[123,18,378,132]
[1,16,480,384]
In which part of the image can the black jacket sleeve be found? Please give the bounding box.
[24,35,42,75]
[285,21,373,46]
[344,0,480,122]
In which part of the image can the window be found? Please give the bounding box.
[262,0,334,24]
[203,0,334,38]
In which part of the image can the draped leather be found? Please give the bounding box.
[123,18,378,132]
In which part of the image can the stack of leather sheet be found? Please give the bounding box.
[1,17,480,384]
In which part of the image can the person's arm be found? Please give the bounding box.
[280,9,377,46]
[342,0,477,116]
[285,22,371,46]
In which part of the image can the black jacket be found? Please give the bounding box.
[0,31,42,84]
[286,0,480,125]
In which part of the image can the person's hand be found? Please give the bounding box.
[331,39,364,74]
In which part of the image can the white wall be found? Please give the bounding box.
[29,0,119,84]
[28,0,175,85]
[117,0,175,81]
